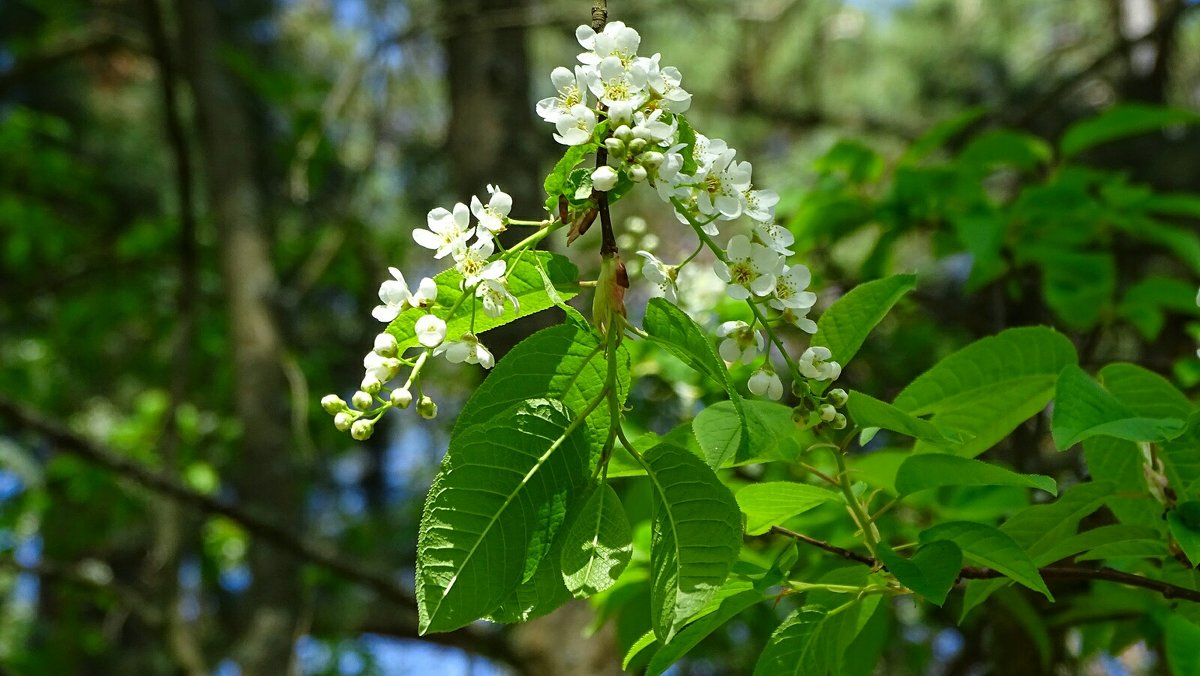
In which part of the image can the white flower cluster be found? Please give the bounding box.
[323,186,522,437]
[537,21,835,402]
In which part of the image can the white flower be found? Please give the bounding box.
[695,152,752,220]
[536,66,589,123]
[716,320,764,365]
[434,333,495,369]
[781,306,819,334]
[637,250,678,302]
[584,56,648,113]
[452,237,506,288]
[753,220,794,255]
[748,368,784,400]
[819,404,837,422]
[471,184,512,238]
[798,346,841,382]
[414,314,447,348]
[414,203,473,259]
[640,53,692,113]
[372,267,413,322]
[576,21,641,67]
[744,187,780,224]
[554,103,597,146]
[631,109,675,144]
[714,235,783,300]
[592,165,619,192]
[363,350,400,383]
[770,264,817,311]
[476,278,519,318]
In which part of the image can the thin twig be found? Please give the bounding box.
[768,526,1200,604]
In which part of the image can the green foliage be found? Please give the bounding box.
[1052,365,1187,448]
[416,398,594,632]
[1059,104,1200,158]
[735,482,841,536]
[561,485,633,598]
[386,251,579,352]
[812,274,917,368]
[920,521,1052,599]
[894,454,1056,496]
[876,542,961,606]
[643,443,743,642]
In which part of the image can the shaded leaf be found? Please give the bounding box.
[895,454,1056,496]
[877,541,962,606]
[561,484,633,598]
[1052,365,1186,449]
[920,521,1052,600]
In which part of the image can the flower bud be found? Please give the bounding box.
[828,388,849,407]
[613,124,633,142]
[591,166,619,192]
[390,387,413,409]
[638,151,664,169]
[321,394,346,415]
[350,419,374,441]
[417,395,438,420]
[604,137,625,156]
[627,138,647,155]
[352,390,373,410]
[361,375,382,394]
[373,333,398,357]
[819,404,837,422]
[831,413,848,430]
[334,411,355,432]
[628,164,648,183]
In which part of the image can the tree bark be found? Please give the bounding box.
[175,2,301,673]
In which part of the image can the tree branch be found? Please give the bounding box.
[769,526,1200,605]
[0,394,524,669]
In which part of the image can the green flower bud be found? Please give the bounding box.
[819,404,837,422]
[828,388,849,407]
[390,387,413,409]
[321,394,346,415]
[417,395,438,420]
[350,419,374,441]
[831,413,847,430]
[334,411,355,432]
[352,390,373,410]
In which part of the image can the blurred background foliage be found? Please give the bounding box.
[1,0,1199,674]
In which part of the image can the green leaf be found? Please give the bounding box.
[544,143,594,203]
[1116,276,1200,340]
[901,106,986,164]
[846,390,958,444]
[813,140,884,184]
[959,481,1116,619]
[455,323,629,457]
[876,541,962,606]
[735,482,842,536]
[692,400,811,468]
[561,484,633,598]
[643,297,735,393]
[957,129,1052,172]
[894,454,1056,496]
[994,587,1051,670]
[1024,248,1115,330]
[1098,362,1195,420]
[643,573,763,676]
[1036,524,1163,565]
[487,492,583,624]
[1052,365,1186,449]
[1165,615,1200,676]
[894,326,1077,458]
[753,597,882,676]
[387,251,578,353]
[1076,538,1169,561]
[676,114,699,176]
[416,399,592,633]
[812,274,917,368]
[644,443,742,642]
[644,297,750,466]
[920,521,1052,600]
[1168,501,1200,566]
[1060,104,1200,158]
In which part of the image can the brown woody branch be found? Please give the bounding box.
[0,394,523,668]
[769,525,1200,605]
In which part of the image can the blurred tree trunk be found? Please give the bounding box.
[439,3,619,674]
[175,2,302,673]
